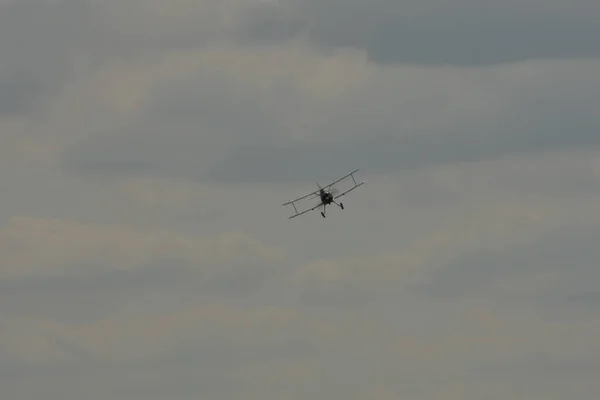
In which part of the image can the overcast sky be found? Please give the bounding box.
[2,0,600,399]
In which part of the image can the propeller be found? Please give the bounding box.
[310,187,339,198]
[307,186,340,205]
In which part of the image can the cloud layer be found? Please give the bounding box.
[236,0,600,65]
[2,1,600,399]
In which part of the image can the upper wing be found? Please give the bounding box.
[320,169,359,191]
[334,180,365,199]
[282,169,363,219]
[282,169,360,206]
[282,189,322,219]
[282,188,321,206]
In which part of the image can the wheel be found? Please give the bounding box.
[340,203,344,209]
[321,212,326,218]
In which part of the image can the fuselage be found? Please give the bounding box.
[320,191,333,205]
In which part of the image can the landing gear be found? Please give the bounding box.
[320,201,343,218]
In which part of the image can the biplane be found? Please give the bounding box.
[282,169,365,218]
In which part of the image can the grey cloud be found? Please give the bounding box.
[363,23,600,66]
[65,123,600,186]
[416,224,600,303]
[564,291,600,307]
[62,76,282,182]
[0,0,231,118]
[62,89,600,185]
[237,0,600,65]
[472,355,600,399]
[4,341,317,400]
[0,1,91,114]
[0,73,43,115]
[0,273,148,324]
[0,251,284,322]
[3,360,243,400]
[206,127,600,184]
[289,278,375,309]
[4,217,600,400]
[5,2,600,399]
[61,48,600,185]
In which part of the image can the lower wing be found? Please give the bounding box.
[288,202,324,219]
